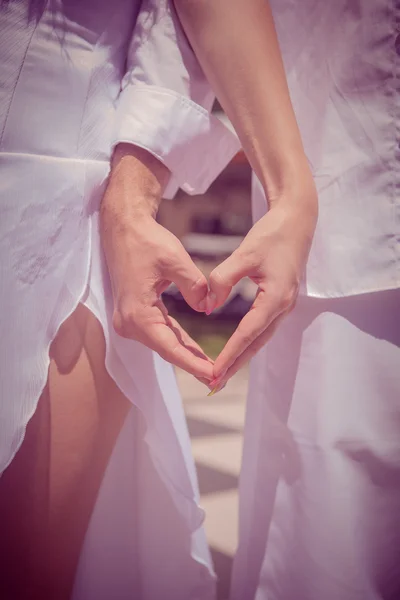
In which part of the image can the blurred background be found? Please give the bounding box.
[160,103,254,600]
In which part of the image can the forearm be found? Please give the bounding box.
[104,144,171,220]
[174,0,314,204]
[111,0,239,199]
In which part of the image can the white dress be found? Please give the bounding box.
[0,1,239,598]
[232,1,400,598]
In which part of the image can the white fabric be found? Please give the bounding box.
[114,85,238,197]
[238,5,400,593]
[0,0,239,596]
[232,290,400,600]
[254,0,400,298]
[72,405,214,600]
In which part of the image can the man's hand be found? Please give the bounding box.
[101,144,214,382]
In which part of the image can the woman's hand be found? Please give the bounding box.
[208,189,317,391]
[101,144,214,382]
[173,0,319,391]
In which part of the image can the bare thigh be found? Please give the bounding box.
[0,303,132,600]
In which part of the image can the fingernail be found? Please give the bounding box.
[198,298,207,312]
[207,382,227,397]
[205,292,217,316]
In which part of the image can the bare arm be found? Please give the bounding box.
[174,0,318,389]
[173,0,315,203]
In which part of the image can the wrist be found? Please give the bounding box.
[261,156,318,214]
[107,143,171,219]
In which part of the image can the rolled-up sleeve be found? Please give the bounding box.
[111,0,240,197]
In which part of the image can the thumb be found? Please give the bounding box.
[165,247,209,312]
[208,251,249,312]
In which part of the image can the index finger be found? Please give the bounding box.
[168,316,214,365]
[213,289,283,379]
[144,322,214,380]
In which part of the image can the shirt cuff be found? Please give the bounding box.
[111,85,241,198]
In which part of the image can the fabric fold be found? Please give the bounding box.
[112,85,240,197]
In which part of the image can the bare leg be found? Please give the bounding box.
[0,304,132,600]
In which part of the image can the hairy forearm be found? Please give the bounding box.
[105,144,171,219]
[174,0,314,204]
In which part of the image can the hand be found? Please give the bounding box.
[208,193,317,390]
[100,145,214,382]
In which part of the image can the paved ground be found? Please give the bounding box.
[176,368,248,600]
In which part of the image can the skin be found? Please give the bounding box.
[101,143,214,382]
[0,1,318,593]
[0,145,213,600]
[173,0,318,390]
[0,305,132,600]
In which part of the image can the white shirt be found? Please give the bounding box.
[253,0,400,298]
[0,0,239,196]
[0,4,238,595]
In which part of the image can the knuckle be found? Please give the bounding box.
[112,311,128,337]
[279,292,293,312]
[209,268,224,288]
[112,306,140,339]
[152,237,181,268]
[190,273,207,296]
[210,268,232,297]
[239,247,261,272]
[278,281,299,312]
[157,247,176,271]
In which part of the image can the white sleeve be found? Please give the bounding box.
[111,0,240,197]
